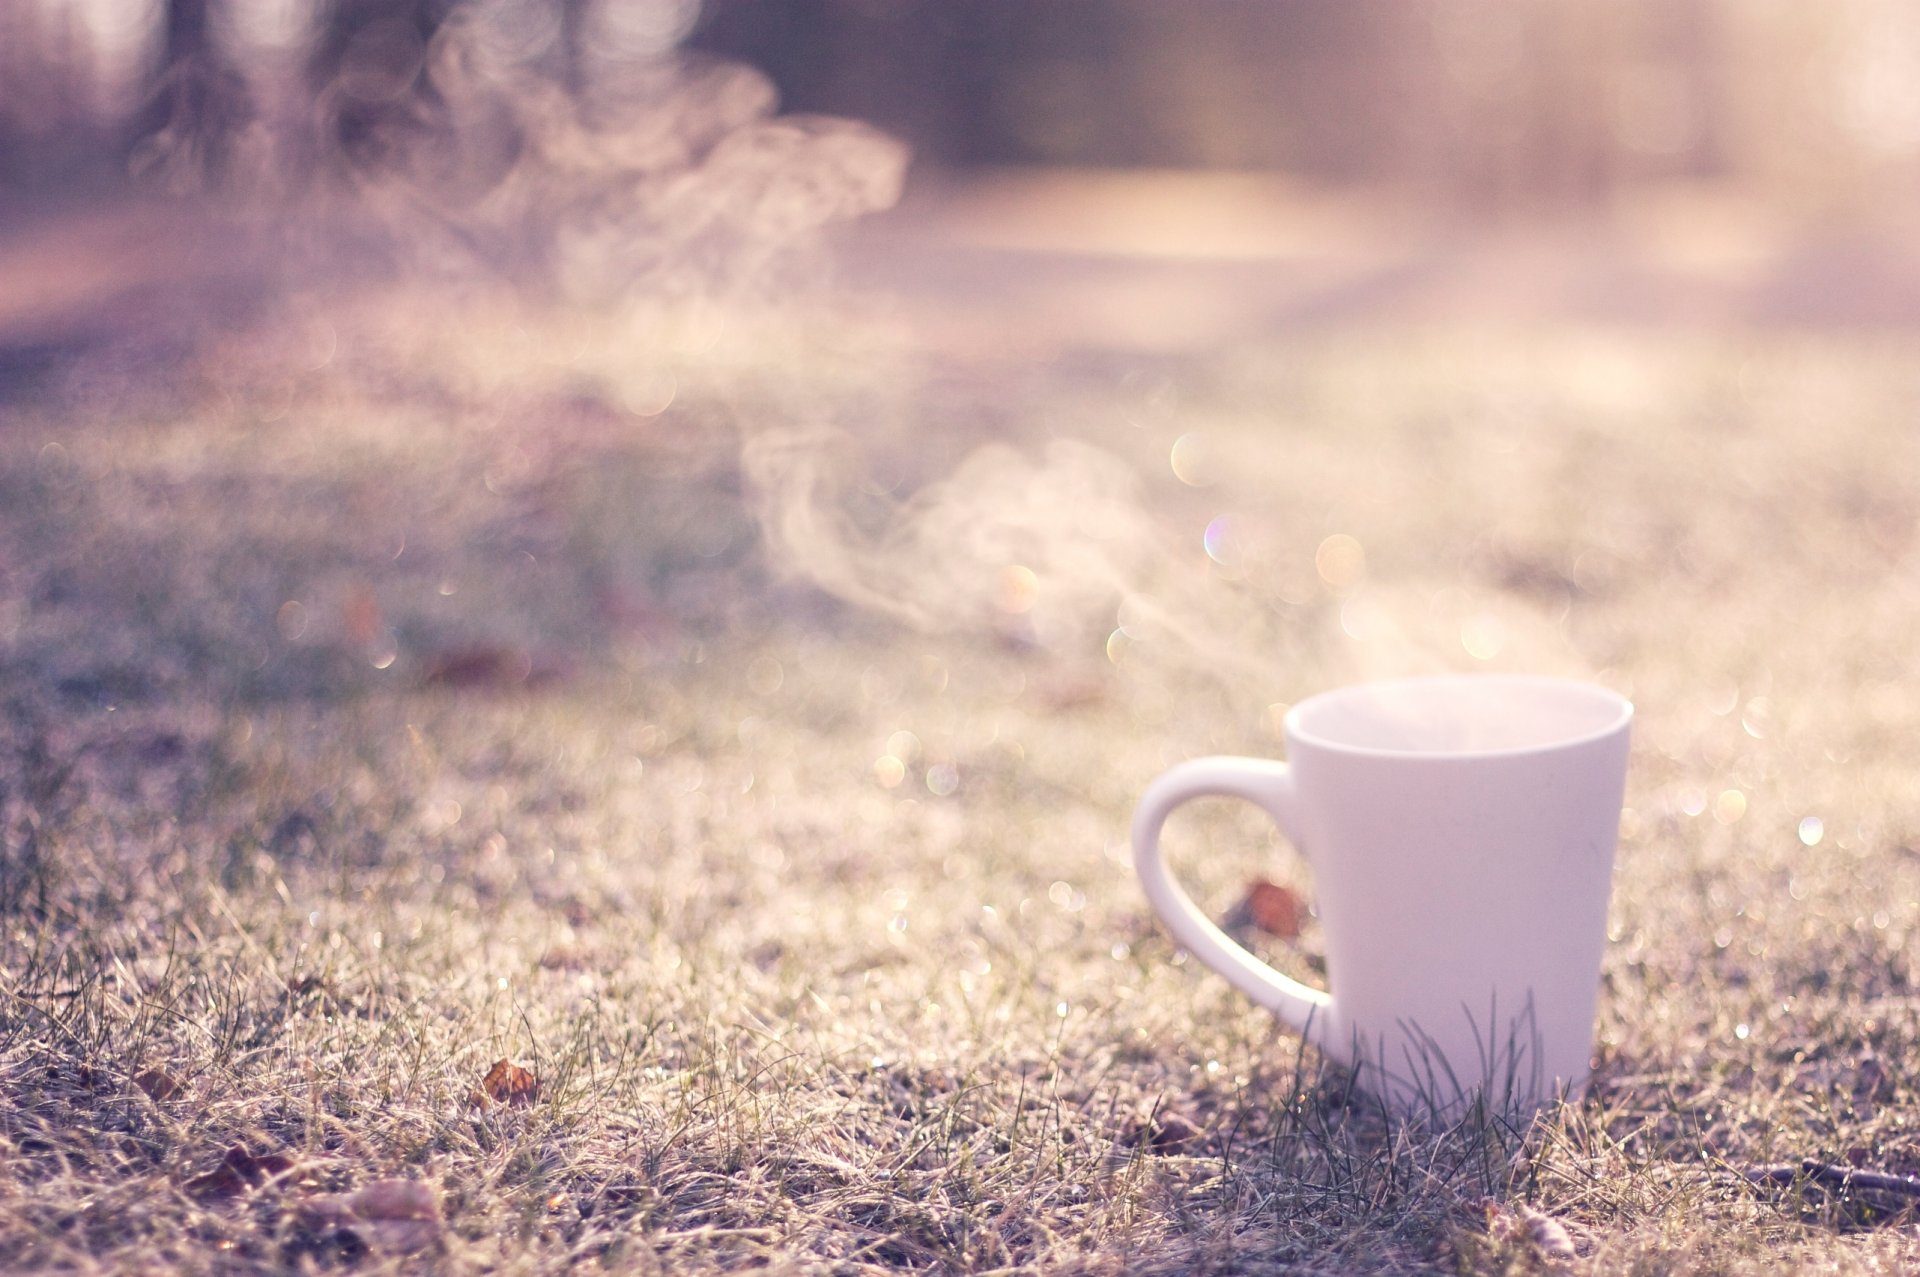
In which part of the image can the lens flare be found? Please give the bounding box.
[1203,514,1235,565]
[1169,433,1213,486]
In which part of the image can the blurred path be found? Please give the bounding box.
[0,199,261,396]
[8,171,1920,380]
[836,169,1920,356]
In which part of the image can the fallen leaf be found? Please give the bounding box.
[1223,879,1302,940]
[299,1179,442,1255]
[1857,1055,1892,1104]
[134,1068,181,1102]
[1148,1113,1201,1153]
[186,1144,299,1200]
[474,1058,540,1107]
[1123,1107,1203,1154]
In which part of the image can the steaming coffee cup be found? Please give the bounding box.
[1131,674,1631,1114]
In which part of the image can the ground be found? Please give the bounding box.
[4,173,1920,1274]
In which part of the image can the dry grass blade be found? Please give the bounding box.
[4,258,1920,1274]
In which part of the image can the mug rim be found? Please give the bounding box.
[1283,673,1633,762]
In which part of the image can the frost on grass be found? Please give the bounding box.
[4,314,1920,1274]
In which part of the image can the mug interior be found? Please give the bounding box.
[1286,675,1630,757]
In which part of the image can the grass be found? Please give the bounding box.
[5,258,1920,1273]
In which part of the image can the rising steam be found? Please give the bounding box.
[243,12,904,304]
[742,432,1160,649]
[9,1,1588,702]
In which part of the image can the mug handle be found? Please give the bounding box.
[1131,756,1332,1040]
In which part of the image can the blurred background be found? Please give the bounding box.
[8,0,1920,200]
[7,0,1920,352]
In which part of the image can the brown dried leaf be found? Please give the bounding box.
[299,1179,442,1255]
[1123,1107,1203,1154]
[474,1058,540,1107]
[421,644,571,691]
[186,1144,298,1201]
[133,1068,181,1102]
[1148,1112,1201,1153]
[1224,879,1302,940]
[185,1164,247,1202]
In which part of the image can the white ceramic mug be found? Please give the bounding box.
[1132,675,1632,1114]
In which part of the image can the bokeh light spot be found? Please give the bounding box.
[1203,514,1237,566]
[621,368,677,417]
[1715,789,1748,824]
[1116,593,1159,640]
[1315,533,1366,589]
[36,442,75,483]
[999,565,1039,614]
[1798,816,1825,846]
[1461,614,1506,661]
[747,656,784,695]
[1169,433,1213,486]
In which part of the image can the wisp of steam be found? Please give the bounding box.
[7,0,1594,711]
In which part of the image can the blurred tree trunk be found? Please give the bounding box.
[558,0,594,94]
[130,0,254,188]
